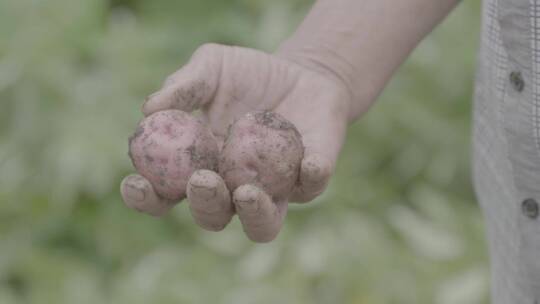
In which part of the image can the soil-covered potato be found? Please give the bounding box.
[129,110,219,201]
[219,111,304,202]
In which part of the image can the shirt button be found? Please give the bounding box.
[509,71,525,92]
[522,198,539,219]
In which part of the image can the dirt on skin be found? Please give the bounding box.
[252,111,301,136]
[172,80,211,111]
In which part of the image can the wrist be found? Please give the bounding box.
[275,42,380,123]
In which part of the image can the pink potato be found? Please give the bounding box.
[219,111,304,202]
[129,110,219,201]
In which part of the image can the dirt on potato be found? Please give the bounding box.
[129,110,219,201]
[219,111,304,202]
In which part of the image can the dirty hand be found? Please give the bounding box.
[120,43,351,242]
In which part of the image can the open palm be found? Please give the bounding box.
[121,44,350,242]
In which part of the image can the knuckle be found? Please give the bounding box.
[192,209,231,231]
[248,230,279,243]
[194,43,226,58]
[201,222,227,232]
[163,74,177,87]
[292,183,328,203]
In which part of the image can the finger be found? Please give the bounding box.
[290,153,332,203]
[120,174,176,217]
[187,170,234,231]
[233,184,287,243]
[142,43,225,116]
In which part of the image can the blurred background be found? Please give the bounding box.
[0,0,486,303]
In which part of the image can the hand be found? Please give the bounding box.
[120,43,351,242]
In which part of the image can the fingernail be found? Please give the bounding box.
[235,197,259,213]
[188,184,225,213]
[125,185,145,202]
[190,184,217,200]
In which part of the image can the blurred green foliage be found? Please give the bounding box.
[0,0,486,303]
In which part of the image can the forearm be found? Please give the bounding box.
[276,0,460,122]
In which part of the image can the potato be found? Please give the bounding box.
[219,111,304,201]
[129,110,219,201]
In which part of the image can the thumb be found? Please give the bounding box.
[142,43,225,116]
[279,90,349,203]
[290,153,333,203]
